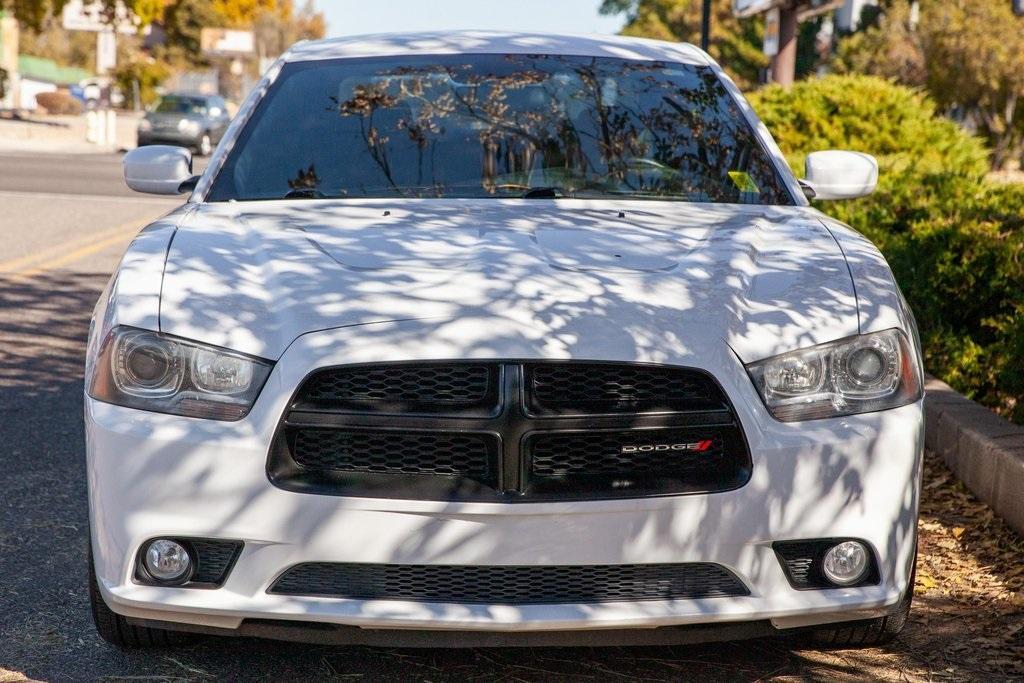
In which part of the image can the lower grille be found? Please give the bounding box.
[269,562,749,604]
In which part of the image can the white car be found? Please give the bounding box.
[86,31,923,648]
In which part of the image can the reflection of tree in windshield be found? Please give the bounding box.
[209,54,791,204]
[288,164,321,190]
[330,56,779,202]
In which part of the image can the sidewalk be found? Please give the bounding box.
[0,112,142,154]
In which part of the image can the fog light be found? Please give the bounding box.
[143,539,192,583]
[822,540,869,586]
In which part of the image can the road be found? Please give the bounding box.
[0,153,1021,681]
[0,152,137,198]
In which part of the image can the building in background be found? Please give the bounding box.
[16,55,91,109]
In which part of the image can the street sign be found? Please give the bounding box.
[200,29,255,57]
[61,0,137,34]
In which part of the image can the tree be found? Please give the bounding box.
[2,0,159,31]
[17,17,97,69]
[1,0,69,31]
[162,0,223,59]
[832,2,925,85]
[600,0,766,89]
[212,0,287,28]
[253,0,325,58]
[112,49,167,105]
[834,0,1024,169]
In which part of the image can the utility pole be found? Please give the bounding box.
[770,2,798,86]
[701,0,712,51]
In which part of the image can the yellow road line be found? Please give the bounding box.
[0,222,141,276]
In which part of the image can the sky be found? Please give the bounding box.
[320,0,625,37]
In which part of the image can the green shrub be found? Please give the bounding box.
[750,75,1024,423]
[749,74,989,180]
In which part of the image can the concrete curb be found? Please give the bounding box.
[924,374,1024,536]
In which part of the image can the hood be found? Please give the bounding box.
[159,199,859,363]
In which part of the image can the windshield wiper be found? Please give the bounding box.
[522,186,568,199]
[283,188,326,200]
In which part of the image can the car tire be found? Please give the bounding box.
[804,545,916,648]
[198,133,212,156]
[88,544,194,648]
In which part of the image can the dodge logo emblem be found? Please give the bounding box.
[620,440,713,453]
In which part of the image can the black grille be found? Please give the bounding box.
[269,562,749,603]
[526,363,723,415]
[291,429,493,478]
[296,364,495,413]
[189,540,244,585]
[271,361,750,501]
[529,430,728,476]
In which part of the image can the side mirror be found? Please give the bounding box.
[123,145,197,195]
[800,150,878,200]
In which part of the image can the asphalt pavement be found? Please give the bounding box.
[0,152,137,197]
[0,152,1018,682]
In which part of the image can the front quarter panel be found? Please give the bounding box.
[85,209,192,376]
[817,216,920,338]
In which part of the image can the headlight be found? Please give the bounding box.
[177,119,201,134]
[138,118,152,132]
[746,329,922,422]
[87,326,272,420]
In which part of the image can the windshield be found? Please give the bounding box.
[154,95,207,115]
[207,54,793,204]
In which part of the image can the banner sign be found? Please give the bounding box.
[200,29,256,57]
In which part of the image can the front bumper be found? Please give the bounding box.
[86,330,923,639]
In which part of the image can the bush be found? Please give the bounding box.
[750,75,1024,423]
[113,57,170,108]
[35,90,83,115]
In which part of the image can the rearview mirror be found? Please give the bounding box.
[123,145,196,195]
[800,150,878,200]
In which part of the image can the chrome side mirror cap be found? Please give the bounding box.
[800,150,878,200]
[123,145,196,195]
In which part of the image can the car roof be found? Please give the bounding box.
[286,30,711,66]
